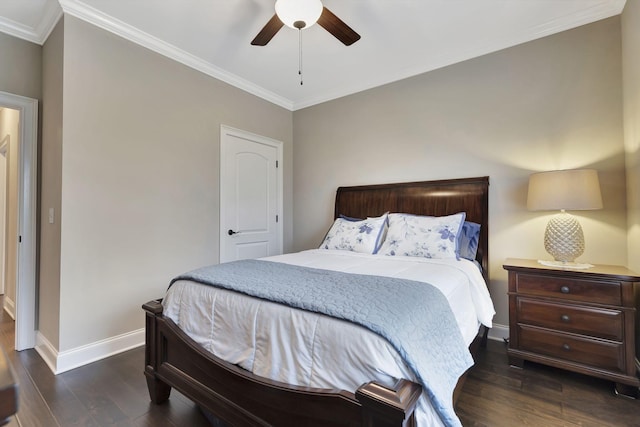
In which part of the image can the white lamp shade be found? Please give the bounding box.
[527,169,603,211]
[275,0,323,29]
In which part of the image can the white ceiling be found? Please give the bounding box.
[0,0,627,110]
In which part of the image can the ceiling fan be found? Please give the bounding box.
[251,0,361,46]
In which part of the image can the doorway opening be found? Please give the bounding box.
[0,91,38,351]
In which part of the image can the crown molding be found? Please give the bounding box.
[0,1,61,45]
[291,0,626,110]
[7,0,622,110]
[36,1,64,44]
[522,0,625,40]
[58,0,294,111]
[0,16,41,44]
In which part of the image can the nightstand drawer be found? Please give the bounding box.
[505,259,640,395]
[518,325,624,372]
[517,298,623,341]
[515,274,621,305]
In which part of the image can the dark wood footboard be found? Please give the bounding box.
[144,300,422,427]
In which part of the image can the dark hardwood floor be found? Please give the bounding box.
[0,296,211,427]
[1,296,638,426]
[456,340,640,426]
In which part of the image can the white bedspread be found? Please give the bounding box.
[163,249,495,426]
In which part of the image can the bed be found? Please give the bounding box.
[143,176,492,427]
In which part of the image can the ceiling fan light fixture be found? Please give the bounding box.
[275,0,323,29]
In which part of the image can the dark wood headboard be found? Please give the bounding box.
[334,176,490,282]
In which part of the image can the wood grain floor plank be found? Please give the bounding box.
[1,301,60,427]
[461,377,564,415]
[459,340,639,427]
[47,398,101,427]
[457,395,579,427]
[17,350,76,409]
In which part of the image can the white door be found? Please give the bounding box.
[220,126,283,263]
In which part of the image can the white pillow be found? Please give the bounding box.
[319,213,388,254]
[377,212,466,259]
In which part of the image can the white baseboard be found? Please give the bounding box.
[36,328,145,375]
[2,296,15,320]
[487,322,509,342]
[35,333,59,374]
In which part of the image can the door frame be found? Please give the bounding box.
[219,125,283,263]
[0,91,38,351]
[0,137,8,296]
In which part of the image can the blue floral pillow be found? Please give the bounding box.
[459,221,481,261]
[320,213,388,254]
[377,212,466,259]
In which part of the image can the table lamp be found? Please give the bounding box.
[527,169,602,265]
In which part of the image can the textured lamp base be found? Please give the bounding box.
[544,211,584,263]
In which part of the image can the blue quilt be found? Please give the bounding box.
[171,259,473,427]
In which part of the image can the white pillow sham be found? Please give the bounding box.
[377,212,466,259]
[319,213,388,254]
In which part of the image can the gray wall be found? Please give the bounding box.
[40,17,64,349]
[0,29,41,322]
[622,1,640,272]
[292,17,627,329]
[0,32,42,100]
[50,16,293,352]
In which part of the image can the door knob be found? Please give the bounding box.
[228,229,240,236]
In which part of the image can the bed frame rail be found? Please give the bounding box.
[143,300,422,427]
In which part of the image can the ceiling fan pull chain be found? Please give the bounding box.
[298,29,303,85]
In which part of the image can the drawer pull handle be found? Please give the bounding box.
[561,314,570,322]
[560,286,570,294]
[562,343,571,351]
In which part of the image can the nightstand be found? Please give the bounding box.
[504,258,640,398]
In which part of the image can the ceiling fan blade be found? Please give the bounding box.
[251,14,284,46]
[317,7,360,46]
